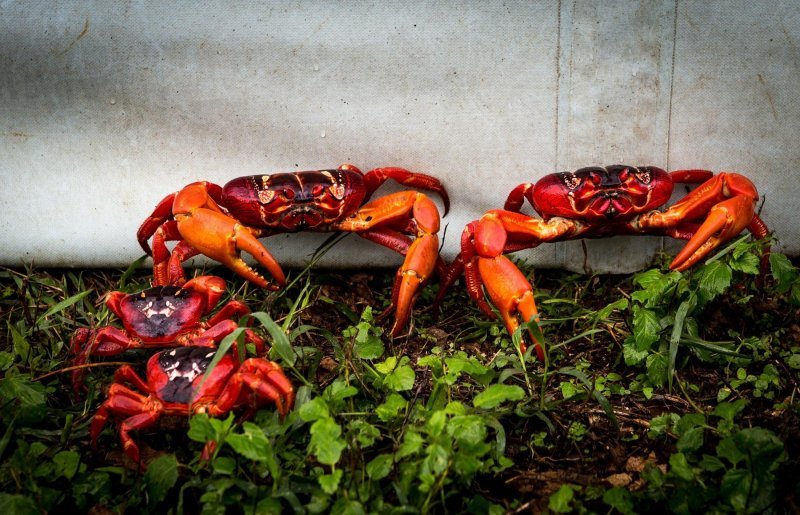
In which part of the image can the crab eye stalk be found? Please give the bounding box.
[633,168,652,185]
[258,189,276,204]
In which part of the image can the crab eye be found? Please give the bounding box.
[633,168,652,184]
[283,188,295,200]
[328,183,346,200]
[561,172,581,190]
[618,168,630,181]
[312,185,324,196]
[258,189,276,204]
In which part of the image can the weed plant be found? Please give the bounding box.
[1,236,799,513]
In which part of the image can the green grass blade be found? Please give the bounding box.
[668,299,692,392]
[35,290,92,327]
[250,311,296,367]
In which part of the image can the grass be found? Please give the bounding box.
[1,236,799,513]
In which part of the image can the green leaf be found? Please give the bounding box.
[548,484,576,513]
[318,469,343,495]
[53,450,80,480]
[473,384,525,409]
[0,494,39,514]
[632,308,661,348]
[560,381,579,399]
[374,356,398,374]
[375,393,407,422]
[379,357,415,392]
[8,323,29,362]
[603,487,634,515]
[226,422,272,462]
[729,248,760,275]
[594,297,629,321]
[0,375,46,407]
[713,399,747,424]
[645,353,668,387]
[324,380,358,409]
[397,430,424,458]
[669,452,694,481]
[187,413,215,442]
[144,454,178,504]
[212,456,236,475]
[698,260,732,298]
[366,454,393,480]
[676,427,704,453]
[647,413,679,438]
[298,397,330,422]
[769,252,798,292]
[425,410,447,436]
[309,418,346,465]
[350,315,384,359]
[349,419,380,447]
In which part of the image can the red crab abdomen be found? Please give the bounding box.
[222,169,366,230]
[532,165,673,222]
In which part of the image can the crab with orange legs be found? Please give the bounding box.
[90,345,294,467]
[70,275,265,392]
[137,164,449,337]
[438,165,770,356]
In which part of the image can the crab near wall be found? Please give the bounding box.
[137,165,450,336]
[438,166,770,355]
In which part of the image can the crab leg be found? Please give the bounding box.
[90,374,160,464]
[137,192,177,255]
[637,173,766,271]
[355,165,450,214]
[454,210,584,356]
[336,191,441,336]
[172,182,286,290]
[198,359,295,417]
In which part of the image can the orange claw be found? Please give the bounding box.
[336,191,441,336]
[637,172,760,272]
[670,195,755,271]
[173,183,286,290]
[477,255,544,359]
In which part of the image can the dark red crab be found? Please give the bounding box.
[91,345,294,466]
[71,275,265,392]
[136,164,450,337]
[438,166,770,355]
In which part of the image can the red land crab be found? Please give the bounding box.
[71,275,265,392]
[137,165,450,336]
[438,166,770,356]
[90,345,294,465]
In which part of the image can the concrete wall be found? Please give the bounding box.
[2,1,798,273]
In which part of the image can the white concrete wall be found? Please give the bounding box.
[1,1,797,273]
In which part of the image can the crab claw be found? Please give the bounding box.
[477,254,544,360]
[173,183,286,290]
[670,194,755,271]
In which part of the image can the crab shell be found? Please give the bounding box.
[221,169,367,230]
[531,165,674,222]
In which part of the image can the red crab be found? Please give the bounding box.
[90,345,294,465]
[137,165,449,336]
[438,166,770,356]
[71,275,265,392]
